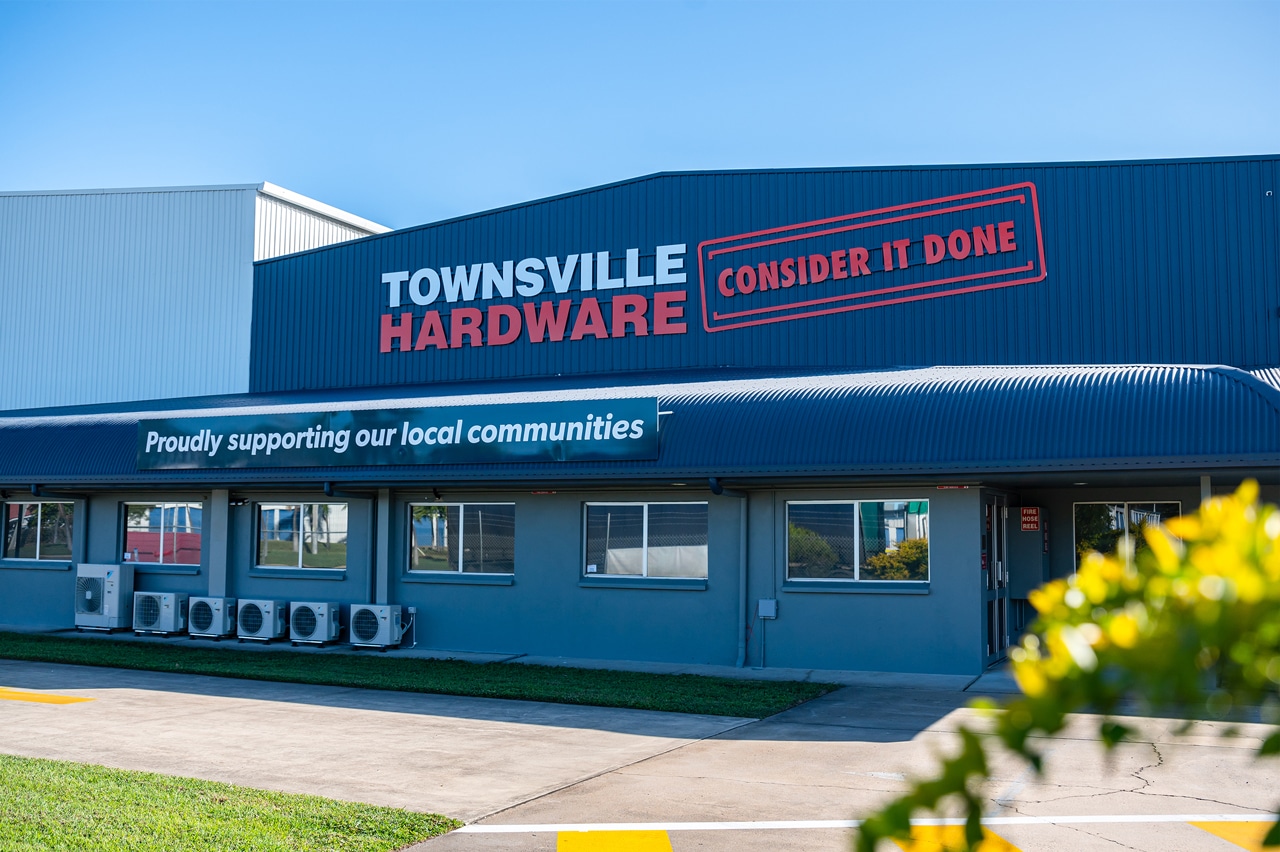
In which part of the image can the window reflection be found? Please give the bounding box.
[1073,501,1181,568]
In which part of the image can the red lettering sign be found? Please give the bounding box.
[380,291,689,354]
[696,183,1047,333]
[1021,506,1041,532]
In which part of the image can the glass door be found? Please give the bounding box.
[983,493,1010,665]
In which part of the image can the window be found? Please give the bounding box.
[122,502,202,565]
[1073,501,1181,568]
[408,503,515,574]
[583,502,708,579]
[787,500,929,582]
[257,503,348,569]
[3,501,75,561]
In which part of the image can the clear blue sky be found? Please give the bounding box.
[1,0,1275,229]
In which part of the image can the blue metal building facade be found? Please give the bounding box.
[2,156,1278,676]
[252,156,1279,391]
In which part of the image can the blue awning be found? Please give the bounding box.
[0,365,1276,487]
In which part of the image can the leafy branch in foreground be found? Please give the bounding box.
[857,481,1280,851]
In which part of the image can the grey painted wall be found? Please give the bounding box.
[9,481,1240,675]
[384,489,742,665]
[757,487,981,675]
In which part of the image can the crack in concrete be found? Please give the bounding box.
[1127,790,1273,812]
[1130,741,1163,792]
[1005,803,1143,851]
[988,762,1272,818]
[1054,822,1144,851]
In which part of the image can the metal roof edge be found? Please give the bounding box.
[0,363,1267,424]
[256,182,391,235]
[250,153,1280,265]
[1204,365,1280,414]
[5,454,1276,490]
[0,183,263,198]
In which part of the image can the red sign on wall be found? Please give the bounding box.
[696,183,1047,333]
[1021,507,1041,532]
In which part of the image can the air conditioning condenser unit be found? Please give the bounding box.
[188,597,236,639]
[348,604,403,650]
[133,592,188,636]
[237,599,288,642]
[74,563,134,631]
[289,601,340,645]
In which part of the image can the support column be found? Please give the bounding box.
[1200,475,1212,507]
[375,488,391,605]
[207,489,230,597]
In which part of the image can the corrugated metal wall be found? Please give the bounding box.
[250,156,1280,394]
[4,365,1275,485]
[0,187,258,410]
[0,186,382,411]
[253,193,373,261]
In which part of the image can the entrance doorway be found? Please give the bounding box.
[983,493,1009,665]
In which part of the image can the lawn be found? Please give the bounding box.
[0,754,458,852]
[0,631,836,718]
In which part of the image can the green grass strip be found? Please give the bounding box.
[0,753,458,852]
[0,632,835,718]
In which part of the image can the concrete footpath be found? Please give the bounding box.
[0,657,1276,851]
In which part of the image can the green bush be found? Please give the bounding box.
[789,523,838,573]
[864,537,929,581]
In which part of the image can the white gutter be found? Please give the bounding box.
[258,182,391,234]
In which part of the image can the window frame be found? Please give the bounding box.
[121,501,203,566]
[785,498,930,584]
[2,500,76,562]
[255,501,349,571]
[405,502,516,575]
[1071,500,1182,570]
[582,501,710,580]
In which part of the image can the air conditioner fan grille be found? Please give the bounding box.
[352,608,380,642]
[136,595,161,628]
[240,603,264,634]
[190,601,214,633]
[75,577,103,614]
[292,606,317,638]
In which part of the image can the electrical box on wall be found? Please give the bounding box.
[758,599,778,619]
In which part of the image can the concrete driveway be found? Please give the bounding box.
[1,658,1276,851]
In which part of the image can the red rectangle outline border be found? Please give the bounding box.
[696,182,1047,333]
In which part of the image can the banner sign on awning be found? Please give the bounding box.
[137,398,659,469]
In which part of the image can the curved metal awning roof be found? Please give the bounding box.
[0,365,1276,488]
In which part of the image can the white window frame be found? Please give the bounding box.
[406,502,515,574]
[122,501,203,566]
[785,499,930,583]
[256,502,348,570]
[582,501,709,579]
[3,500,75,561]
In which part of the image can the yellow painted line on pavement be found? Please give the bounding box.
[1190,821,1278,851]
[557,830,673,851]
[893,824,1020,852]
[0,687,94,705]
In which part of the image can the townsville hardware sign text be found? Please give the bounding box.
[137,399,659,469]
[374,183,1047,353]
